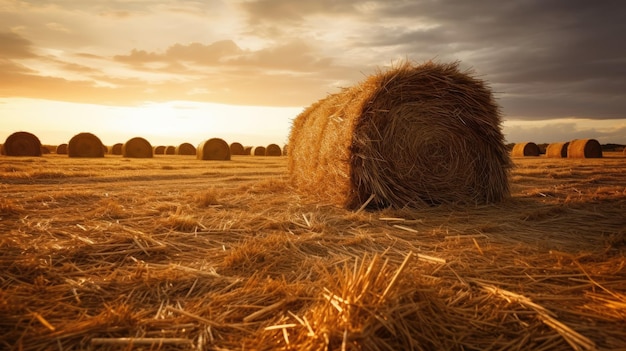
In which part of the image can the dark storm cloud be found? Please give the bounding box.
[241,0,626,120]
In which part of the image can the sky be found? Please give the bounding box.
[1,0,625,147]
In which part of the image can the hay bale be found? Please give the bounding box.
[56,143,68,155]
[511,142,540,157]
[123,137,153,158]
[153,146,166,154]
[545,142,569,158]
[253,146,266,156]
[230,142,245,155]
[243,146,252,155]
[288,61,511,210]
[68,132,105,158]
[165,146,176,155]
[265,143,282,156]
[567,139,603,158]
[197,138,230,160]
[108,143,123,155]
[176,142,196,155]
[2,131,42,156]
[283,144,288,156]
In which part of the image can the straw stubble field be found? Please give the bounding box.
[1,153,625,350]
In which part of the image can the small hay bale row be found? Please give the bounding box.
[568,138,602,158]
[197,138,230,160]
[545,142,570,158]
[108,143,123,155]
[176,142,196,155]
[123,137,153,158]
[2,131,42,157]
[511,142,540,157]
[68,132,105,158]
[288,60,511,210]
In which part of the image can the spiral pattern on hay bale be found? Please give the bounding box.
[176,143,196,155]
[197,138,231,160]
[230,142,245,156]
[288,61,511,209]
[68,132,105,158]
[123,137,153,158]
[2,131,42,157]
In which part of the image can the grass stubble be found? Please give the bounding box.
[0,153,624,350]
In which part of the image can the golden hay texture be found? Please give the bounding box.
[511,142,540,157]
[197,138,231,160]
[122,137,153,158]
[568,139,603,158]
[288,61,511,210]
[265,143,282,156]
[282,144,288,156]
[176,142,196,156]
[230,142,245,155]
[108,143,123,155]
[545,142,570,158]
[2,131,42,157]
[253,146,266,156]
[67,132,105,158]
[56,143,68,155]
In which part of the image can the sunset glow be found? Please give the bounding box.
[1,1,625,146]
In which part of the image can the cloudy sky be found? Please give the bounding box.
[1,0,625,147]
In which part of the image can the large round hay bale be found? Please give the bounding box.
[56,143,68,154]
[545,142,569,158]
[230,142,245,155]
[197,138,230,160]
[153,145,166,154]
[165,146,176,155]
[109,143,123,155]
[511,142,540,157]
[2,131,42,156]
[266,143,282,156]
[567,139,602,158]
[68,132,105,158]
[176,142,196,155]
[123,137,153,158]
[253,146,266,156]
[288,61,511,210]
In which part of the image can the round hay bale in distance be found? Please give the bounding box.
[109,143,123,155]
[511,142,540,157]
[197,138,231,160]
[68,132,105,158]
[230,142,245,155]
[266,143,282,156]
[176,142,196,155]
[123,137,153,158]
[243,146,252,155]
[165,146,176,155]
[567,139,602,158]
[252,146,266,156]
[545,142,569,158]
[153,145,166,154]
[288,61,511,210]
[2,131,42,156]
[56,143,68,154]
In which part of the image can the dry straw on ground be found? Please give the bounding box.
[288,61,511,210]
[230,142,245,155]
[253,146,267,156]
[2,131,42,157]
[568,139,603,158]
[197,138,231,160]
[108,143,123,155]
[265,144,282,156]
[511,142,540,157]
[56,143,68,155]
[176,142,196,156]
[67,132,105,158]
[123,137,153,158]
[546,142,569,158]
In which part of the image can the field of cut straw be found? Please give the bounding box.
[1,153,625,350]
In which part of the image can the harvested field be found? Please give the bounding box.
[0,153,625,350]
